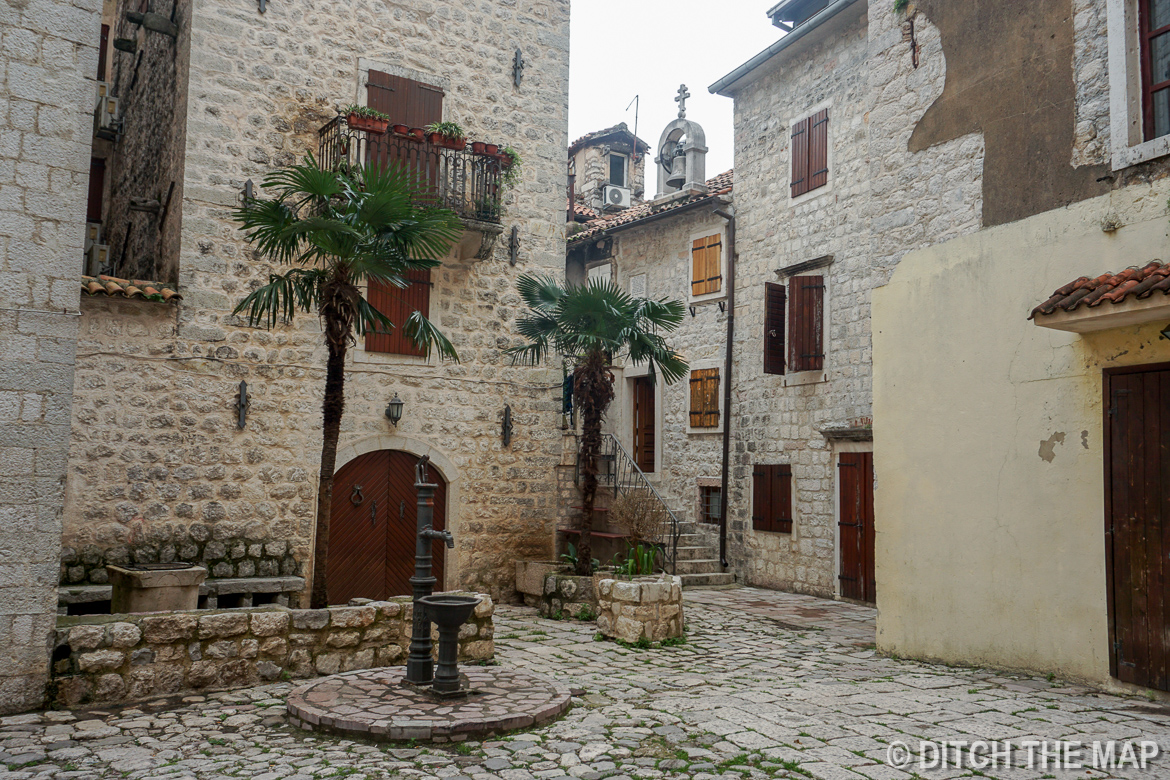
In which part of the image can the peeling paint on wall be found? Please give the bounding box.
[1039,432,1066,463]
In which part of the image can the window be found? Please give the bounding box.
[790,108,829,197]
[699,486,721,524]
[609,154,627,187]
[691,234,722,297]
[587,261,612,286]
[365,269,431,356]
[764,282,786,375]
[788,275,824,372]
[1142,0,1170,139]
[752,464,793,533]
[689,368,720,429]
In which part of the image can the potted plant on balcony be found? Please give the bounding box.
[392,123,410,135]
[470,140,487,154]
[425,121,467,150]
[343,105,391,135]
[407,127,425,142]
[501,146,522,188]
[474,193,501,221]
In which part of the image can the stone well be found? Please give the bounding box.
[596,574,684,643]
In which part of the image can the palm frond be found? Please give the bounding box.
[516,274,565,313]
[232,268,324,329]
[402,310,459,362]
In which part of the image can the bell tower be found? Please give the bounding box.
[654,84,708,198]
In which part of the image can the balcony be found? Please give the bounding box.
[318,116,505,260]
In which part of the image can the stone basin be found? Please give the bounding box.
[106,562,207,614]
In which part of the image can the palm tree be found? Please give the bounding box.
[233,155,462,608]
[505,275,687,575]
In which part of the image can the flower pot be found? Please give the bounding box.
[347,113,389,135]
[470,141,487,153]
[427,132,445,145]
[392,123,410,135]
[443,137,466,151]
[484,143,499,155]
[408,128,425,141]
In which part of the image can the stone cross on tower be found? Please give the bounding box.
[675,84,691,119]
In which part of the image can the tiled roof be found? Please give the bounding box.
[568,123,651,156]
[82,275,182,302]
[568,198,599,222]
[567,170,734,245]
[1030,261,1170,319]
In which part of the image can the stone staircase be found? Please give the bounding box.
[660,505,735,588]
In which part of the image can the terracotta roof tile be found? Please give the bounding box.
[567,170,734,244]
[82,275,182,302]
[568,198,599,221]
[1029,261,1170,319]
[568,123,651,156]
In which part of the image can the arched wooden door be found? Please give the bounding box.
[328,450,447,604]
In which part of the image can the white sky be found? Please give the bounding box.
[568,0,784,183]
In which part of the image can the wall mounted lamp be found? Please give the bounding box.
[385,393,404,426]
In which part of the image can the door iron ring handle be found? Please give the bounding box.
[350,484,363,505]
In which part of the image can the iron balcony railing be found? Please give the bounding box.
[317,116,503,224]
[575,433,682,574]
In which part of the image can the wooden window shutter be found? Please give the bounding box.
[764,282,786,375]
[364,269,432,356]
[808,109,829,192]
[788,275,825,372]
[752,466,770,531]
[790,117,809,197]
[689,368,720,428]
[691,235,722,296]
[367,70,443,127]
[773,465,793,533]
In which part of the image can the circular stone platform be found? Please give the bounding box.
[286,667,572,742]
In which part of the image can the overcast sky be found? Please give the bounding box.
[568,0,783,185]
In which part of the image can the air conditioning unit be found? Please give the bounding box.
[84,221,102,251]
[94,83,120,140]
[85,242,109,276]
[603,184,631,209]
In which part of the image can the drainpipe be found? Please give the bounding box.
[713,206,735,570]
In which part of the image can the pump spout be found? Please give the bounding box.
[421,527,454,549]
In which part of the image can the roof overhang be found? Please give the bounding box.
[709,0,865,97]
[1032,294,1170,333]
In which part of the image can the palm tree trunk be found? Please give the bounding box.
[574,349,615,576]
[311,337,347,609]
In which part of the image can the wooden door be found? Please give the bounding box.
[367,70,443,186]
[632,377,655,473]
[329,450,447,604]
[1106,364,1170,690]
[838,452,875,603]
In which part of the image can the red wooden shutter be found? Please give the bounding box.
[366,71,443,183]
[773,465,793,533]
[808,109,829,192]
[788,275,824,372]
[752,466,771,531]
[365,269,432,356]
[790,118,809,197]
[764,283,786,375]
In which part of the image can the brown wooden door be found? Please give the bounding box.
[367,70,443,186]
[839,452,875,603]
[633,377,655,473]
[329,450,446,604]
[1106,364,1170,690]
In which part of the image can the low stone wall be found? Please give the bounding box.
[50,595,494,708]
[540,573,606,618]
[597,575,683,643]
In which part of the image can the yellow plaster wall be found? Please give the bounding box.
[873,181,1170,687]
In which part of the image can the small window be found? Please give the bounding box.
[699,486,721,524]
[1141,0,1170,139]
[609,154,627,187]
[691,235,722,297]
[689,368,720,429]
[791,108,829,197]
[365,269,431,356]
[752,464,793,533]
[587,262,612,287]
[788,275,824,372]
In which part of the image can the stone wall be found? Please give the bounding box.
[62,0,571,604]
[0,0,101,712]
[51,594,495,707]
[596,575,683,643]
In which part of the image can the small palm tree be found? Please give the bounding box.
[505,275,687,575]
[233,154,462,608]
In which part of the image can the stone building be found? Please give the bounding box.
[567,123,649,217]
[1,0,569,712]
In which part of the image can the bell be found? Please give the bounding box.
[666,152,687,189]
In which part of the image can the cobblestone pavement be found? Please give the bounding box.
[2,586,1168,780]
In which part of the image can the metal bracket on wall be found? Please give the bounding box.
[509,225,520,266]
[512,49,525,88]
[234,380,250,429]
[502,405,514,447]
[258,0,267,12]
[126,11,179,38]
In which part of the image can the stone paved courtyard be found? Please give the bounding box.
[1,587,1167,780]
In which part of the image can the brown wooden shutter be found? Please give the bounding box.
[808,109,829,192]
[365,269,432,356]
[788,275,824,372]
[752,466,770,531]
[790,118,809,197]
[773,465,793,533]
[691,238,706,296]
[764,282,786,375]
[691,236,722,296]
[689,368,720,427]
[86,158,105,223]
[367,70,444,127]
[98,24,109,80]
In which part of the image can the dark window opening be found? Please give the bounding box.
[700,486,722,524]
[609,154,626,187]
[1141,0,1170,139]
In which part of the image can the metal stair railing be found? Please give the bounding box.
[575,433,681,574]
